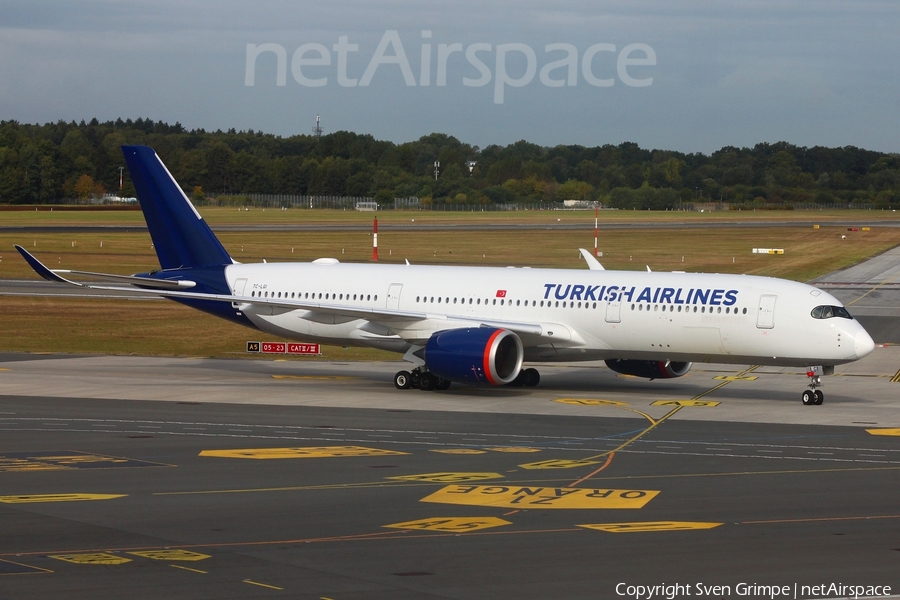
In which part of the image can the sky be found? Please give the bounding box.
[1,0,898,154]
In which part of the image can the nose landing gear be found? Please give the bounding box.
[802,370,824,405]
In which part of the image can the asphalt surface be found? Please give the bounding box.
[1,350,899,600]
[0,388,899,600]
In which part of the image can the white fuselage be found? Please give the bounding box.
[223,261,875,368]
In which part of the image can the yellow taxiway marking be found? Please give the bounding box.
[0,558,53,575]
[713,375,758,381]
[866,428,900,437]
[388,472,503,483]
[50,553,131,565]
[846,274,900,309]
[651,400,720,407]
[129,550,210,561]
[555,398,629,406]
[271,375,357,380]
[579,521,723,533]
[0,493,125,504]
[199,446,408,459]
[243,579,283,590]
[539,366,760,479]
[421,484,658,509]
[487,447,540,453]
[0,451,171,473]
[169,564,207,574]
[743,513,900,525]
[430,449,486,455]
[519,459,601,470]
[385,517,511,532]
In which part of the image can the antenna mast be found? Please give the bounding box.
[312,115,323,140]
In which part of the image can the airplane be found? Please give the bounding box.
[16,145,875,405]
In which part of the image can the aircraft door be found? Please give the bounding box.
[386,283,403,310]
[757,295,777,329]
[605,300,621,323]
[232,278,248,296]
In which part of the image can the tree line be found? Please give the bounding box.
[1,118,898,209]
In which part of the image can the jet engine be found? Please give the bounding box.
[605,359,692,380]
[424,328,523,385]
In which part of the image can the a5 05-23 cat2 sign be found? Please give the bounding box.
[247,342,321,355]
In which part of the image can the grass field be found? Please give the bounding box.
[2,208,900,359]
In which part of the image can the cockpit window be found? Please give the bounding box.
[811,305,852,320]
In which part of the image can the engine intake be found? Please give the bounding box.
[605,359,692,380]
[424,328,523,385]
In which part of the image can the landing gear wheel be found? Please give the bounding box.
[394,370,412,390]
[435,377,452,391]
[802,390,815,405]
[522,368,540,387]
[814,390,824,405]
[418,372,436,391]
[509,371,526,387]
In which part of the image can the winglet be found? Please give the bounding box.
[14,245,82,286]
[578,248,605,271]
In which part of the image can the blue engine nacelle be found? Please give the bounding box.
[424,328,523,386]
[605,359,692,380]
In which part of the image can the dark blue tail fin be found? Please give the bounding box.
[122,145,232,270]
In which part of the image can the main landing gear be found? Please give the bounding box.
[802,369,825,405]
[509,367,541,388]
[393,368,451,391]
[393,367,541,390]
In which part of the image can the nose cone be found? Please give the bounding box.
[854,326,875,359]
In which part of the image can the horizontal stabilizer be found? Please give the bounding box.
[15,246,195,290]
[54,270,196,290]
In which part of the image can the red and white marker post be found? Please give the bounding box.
[372,217,379,261]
